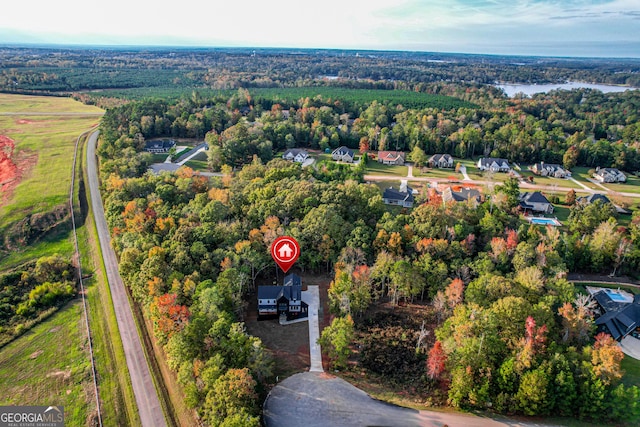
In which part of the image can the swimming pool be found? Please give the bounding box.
[605,289,633,303]
[528,217,561,226]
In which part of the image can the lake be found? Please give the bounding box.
[496,82,637,97]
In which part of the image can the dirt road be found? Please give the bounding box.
[86,131,167,427]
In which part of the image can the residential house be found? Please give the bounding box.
[441,187,482,205]
[594,167,627,183]
[382,185,414,208]
[530,162,571,178]
[282,149,309,163]
[428,154,454,168]
[377,151,405,165]
[332,146,355,163]
[257,273,309,320]
[519,191,554,214]
[589,287,640,341]
[477,157,510,172]
[577,193,611,206]
[144,139,176,153]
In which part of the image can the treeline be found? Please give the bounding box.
[99,87,640,172]
[2,47,639,94]
[0,255,77,346]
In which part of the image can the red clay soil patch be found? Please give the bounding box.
[0,135,37,206]
[16,119,35,125]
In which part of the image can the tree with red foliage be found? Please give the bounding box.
[427,340,447,380]
[149,293,190,344]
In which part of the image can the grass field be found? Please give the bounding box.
[365,161,408,176]
[519,169,584,189]
[0,300,94,426]
[0,94,103,227]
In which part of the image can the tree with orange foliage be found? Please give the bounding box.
[426,340,447,380]
[445,278,465,309]
[149,293,190,344]
[591,332,624,385]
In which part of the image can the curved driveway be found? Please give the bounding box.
[87,131,167,427]
[265,372,563,427]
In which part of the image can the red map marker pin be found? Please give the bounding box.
[271,236,300,273]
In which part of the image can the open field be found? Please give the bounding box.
[519,169,584,189]
[365,161,408,176]
[413,166,461,179]
[0,94,103,227]
[0,300,94,426]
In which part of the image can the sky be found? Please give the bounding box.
[0,0,639,57]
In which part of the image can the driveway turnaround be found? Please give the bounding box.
[264,372,559,427]
[87,131,167,427]
[620,336,640,360]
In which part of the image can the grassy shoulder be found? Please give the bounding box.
[0,300,94,426]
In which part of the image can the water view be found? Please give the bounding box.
[497,81,637,97]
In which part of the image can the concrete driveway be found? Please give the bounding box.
[620,336,640,360]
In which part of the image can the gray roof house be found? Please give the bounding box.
[519,191,553,214]
[383,186,414,208]
[530,162,571,178]
[332,146,355,163]
[594,167,626,183]
[428,154,454,168]
[577,193,611,205]
[377,151,405,165]
[282,149,309,163]
[591,289,640,341]
[144,139,176,153]
[442,187,481,204]
[478,157,510,172]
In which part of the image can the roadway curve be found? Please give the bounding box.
[86,131,167,427]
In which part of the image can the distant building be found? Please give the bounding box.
[144,139,175,153]
[519,191,553,214]
[477,157,510,172]
[530,162,571,178]
[257,273,308,320]
[442,187,481,205]
[332,146,355,163]
[428,154,454,168]
[383,185,414,208]
[377,151,405,165]
[282,149,309,163]
[594,167,626,183]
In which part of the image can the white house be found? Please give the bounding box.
[594,167,626,183]
[428,154,454,168]
[530,162,571,178]
[282,149,309,163]
[478,157,510,172]
[332,146,355,163]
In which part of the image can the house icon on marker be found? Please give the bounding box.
[278,243,293,258]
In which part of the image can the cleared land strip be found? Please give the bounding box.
[0,112,104,116]
[86,131,167,427]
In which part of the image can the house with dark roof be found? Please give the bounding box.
[144,139,176,153]
[519,191,553,214]
[377,151,405,165]
[257,273,308,320]
[442,187,481,205]
[477,157,510,172]
[332,146,355,163]
[282,149,309,163]
[530,162,571,178]
[428,154,454,168]
[577,193,611,206]
[589,287,640,341]
[383,185,414,208]
[594,167,626,183]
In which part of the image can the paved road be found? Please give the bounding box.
[264,372,563,427]
[86,131,167,427]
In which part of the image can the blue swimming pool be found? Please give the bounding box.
[529,217,560,226]
[605,289,630,302]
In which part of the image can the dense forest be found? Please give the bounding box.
[96,81,640,424]
[1,46,640,94]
